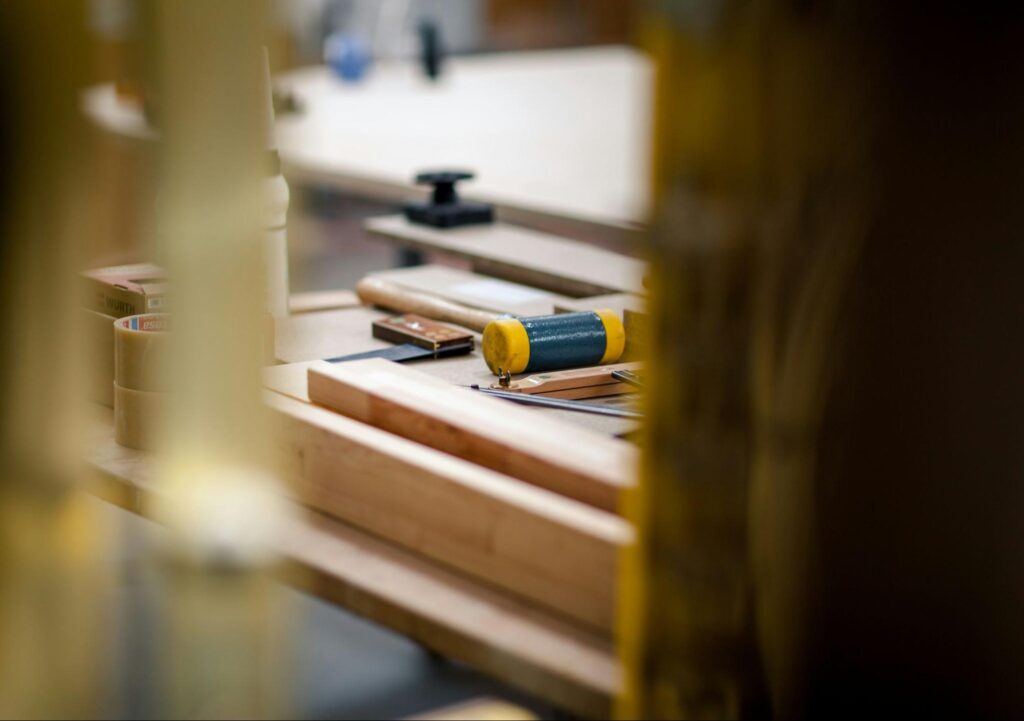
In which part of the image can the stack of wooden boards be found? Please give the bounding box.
[264,358,637,633]
[260,353,639,715]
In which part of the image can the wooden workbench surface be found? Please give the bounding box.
[82,46,652,239]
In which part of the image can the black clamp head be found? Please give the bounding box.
[404,170,494,228]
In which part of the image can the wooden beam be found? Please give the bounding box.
[84,407,620,717]
[266,390,631,633]
[554,293,646,319]
[288,289,361,314]
[266,356,642,440]
[366,215,647,297]
[283,514,619,718]
[307,359,637,514]
[367,264,572,317]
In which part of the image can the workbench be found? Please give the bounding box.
[86,302,629,718]
[82,46,652,243]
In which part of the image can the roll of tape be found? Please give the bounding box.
[114,382,167,451]
[114,313,170,392]
[482,309,625,375]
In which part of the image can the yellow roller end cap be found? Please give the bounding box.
[482,318,530,375]
[595,309,626,364]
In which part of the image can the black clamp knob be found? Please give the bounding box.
[404,170,494,229]
[418,19,444,81]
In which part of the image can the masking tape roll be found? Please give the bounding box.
[82,308,117,407]
[114,313,171,392]
[114,382,167,451]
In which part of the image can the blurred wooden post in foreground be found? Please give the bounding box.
[146,0,292,717]
[0,2,110,717]
[622,2,1024,717]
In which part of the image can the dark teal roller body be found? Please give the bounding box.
[521,313,606,372]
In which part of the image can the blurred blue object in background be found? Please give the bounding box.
[324,32,371,82]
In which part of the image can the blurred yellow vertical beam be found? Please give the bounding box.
[0,1,109,718]
[619,2,775,717]
[154,2,267,466]
[147,0,290,717]
[621,1,874,717]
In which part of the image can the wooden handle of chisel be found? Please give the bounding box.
[356,276,500,332]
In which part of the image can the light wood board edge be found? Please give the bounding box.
[288,289,361,314]
[306,359,637,514]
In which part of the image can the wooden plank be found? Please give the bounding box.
[267,390,631,633]
[554,293,646,319]
[281,515,619,718]
[366,215,647,298]
[306,359,637,514]
[265,357,642,440]
[367,264,572,317]
[84,407,619,717]
[263,361,322,402]
[288,289,361,314]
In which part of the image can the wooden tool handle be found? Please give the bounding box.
[356,276,499,332]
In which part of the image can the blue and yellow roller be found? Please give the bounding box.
[482,309,625,375]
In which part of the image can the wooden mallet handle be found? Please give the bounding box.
[356,276,500,332]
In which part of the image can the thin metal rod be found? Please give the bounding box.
[468,385,643,418]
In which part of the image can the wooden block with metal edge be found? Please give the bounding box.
[372,313,475,352]
[493,361,642,399]
[469,386,643,420]
[323,313,475,364]
[306,358,637,515]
